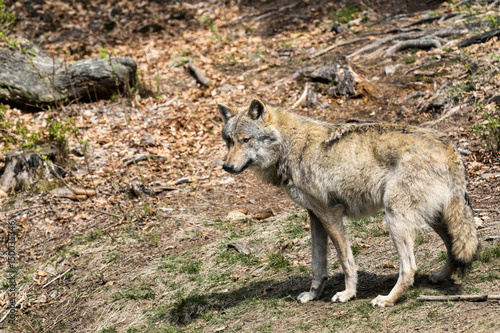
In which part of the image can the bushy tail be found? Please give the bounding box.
[444,192,479,273]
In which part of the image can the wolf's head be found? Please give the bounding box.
[218,99,281,174]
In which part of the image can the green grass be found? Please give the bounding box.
[332,6,361,24]
[180,260,202,275]
[217,249,261,267]
[479,272,499,282]
[477,243,500,263]
[283,210,308,239]
[267,252,291,271]
[112,284,155,301]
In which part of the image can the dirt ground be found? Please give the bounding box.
[1,0,499,332]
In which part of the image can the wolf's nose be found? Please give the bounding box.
[223,163,234,173]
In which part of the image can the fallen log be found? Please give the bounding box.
[0,44,137,108]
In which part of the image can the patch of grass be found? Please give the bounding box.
[217,249,261,267]
[86,229,103,242]
[415,233,426,246]
[180,260,202,275]
[170,56,192,68]
[355,300,373,320]
[438,251,448,262]
[472,106,500,155]
[267,252,291,271]
[403,55,417,64]
[488,15,499,29]
[477,243,500,263]
[104,251,121,264]
[351,244,360,257]
[226,227,256,240]
[332,6,361,24]
[256,323,272,332]
[284,210,308,238]
[112,284,155,301]
[101,326,117,333]
[479,272,499,282]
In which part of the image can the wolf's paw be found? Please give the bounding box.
[429,271,446,284]
[297,291,317,303]
[371,295,394,308]
[331,290,356,303]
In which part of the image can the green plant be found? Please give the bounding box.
[180,260,202,275]
[332,6,361,24]
[476,243,500,263]
[98,45,115,59]
[112,284,155,301]
[351,244,359,257]
[284,210,308,238]
[403,55,417,64]
[267,252,291,271]
[479,272,499,282]
[472,106,500,155]
[438,251,447,261]
[488,15,499,29]
[0,0,15,45]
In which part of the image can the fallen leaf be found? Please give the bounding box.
[254,209,273,220]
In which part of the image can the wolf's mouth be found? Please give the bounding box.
[223,159,253,174]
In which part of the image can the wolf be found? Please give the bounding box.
[217,99,478,307]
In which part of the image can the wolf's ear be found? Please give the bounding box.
[248,99,267,122]
[218,104,235,124]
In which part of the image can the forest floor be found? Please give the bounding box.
[1,0,499,332]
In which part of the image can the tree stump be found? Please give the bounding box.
[0,44,137,108]
[0,142,63,194]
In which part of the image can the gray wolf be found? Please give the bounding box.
[217,99,478,307]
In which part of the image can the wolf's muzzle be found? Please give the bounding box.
[223,159,253,174]
[223,163,237,173]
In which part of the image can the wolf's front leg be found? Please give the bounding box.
[323,205,357,303]
[297,210,328,303]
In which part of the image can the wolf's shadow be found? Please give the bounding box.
[164,270,462,325]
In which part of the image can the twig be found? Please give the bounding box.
[417,294,498,302]
[403,57,459,76]
[186,63,210,87]
[121,154,168,167]
[251,2,299,22]
[291,83,310,109]
[103,217,126,231]
[422,103,469,126]
[93,209,122,219]
[474,208,500,213]
[311,37,369,58]
[0,298,24,324]
[42,268,73,288]
[484,236,500,241]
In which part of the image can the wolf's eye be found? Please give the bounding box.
[243,138,250,143]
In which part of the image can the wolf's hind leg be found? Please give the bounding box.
[372,210,417,307]
[297,210,328,303]
[429,224,455,283]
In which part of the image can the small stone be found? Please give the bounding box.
[225,210,247,221]
[474,216,483,228]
